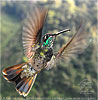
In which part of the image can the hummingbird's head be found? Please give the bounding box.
[42,33,55,48]
[42,29,70,48]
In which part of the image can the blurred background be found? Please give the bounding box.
[1,0,97,99]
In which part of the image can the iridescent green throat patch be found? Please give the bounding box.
[43,37,53,47]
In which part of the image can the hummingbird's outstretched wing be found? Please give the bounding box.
[55,21,90,62]
[45,21,90,70]
[22,6,48,59]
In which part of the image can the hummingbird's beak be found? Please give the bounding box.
[51,29,70,36]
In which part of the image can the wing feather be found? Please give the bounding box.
[22,6,48,59]
[56,21,90,62]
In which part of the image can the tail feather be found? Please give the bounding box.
[2,63,25,82]
[2,63,37,97]
[15,74,37,97]
[2,63,25,75]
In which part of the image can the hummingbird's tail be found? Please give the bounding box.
[2,63,37,97]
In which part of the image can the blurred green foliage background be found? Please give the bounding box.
[1,0,97,99]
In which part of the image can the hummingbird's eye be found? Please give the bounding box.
[43,35,49,42]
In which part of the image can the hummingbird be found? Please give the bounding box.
[2,6,89,97]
